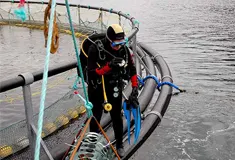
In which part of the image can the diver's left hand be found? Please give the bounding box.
[129,87,139,108]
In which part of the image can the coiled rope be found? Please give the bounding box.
[44,0,59,54]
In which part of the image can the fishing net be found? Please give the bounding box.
[0,86,86,159]
[64,132,115,160]
[0,1,132,35]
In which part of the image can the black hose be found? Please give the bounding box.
[121,43,173,160]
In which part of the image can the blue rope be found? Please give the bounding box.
[34,0,57,159]
[75,94,92,110]
[138,75,185,92]
[68,74,81,90]
[65,0,93,117]
[125,37,129,47]
[72,76,80,90]
[158,81,180,90]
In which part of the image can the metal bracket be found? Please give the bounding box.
[161,75,173,83]
[31,124,54,160]
[145,111,163,120]
[19,72,34,85]
[152,54,162,59]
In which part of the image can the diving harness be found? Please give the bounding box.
[81,35,129,112]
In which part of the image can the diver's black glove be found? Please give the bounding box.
[109,57,124,68]
[129,87,139,108]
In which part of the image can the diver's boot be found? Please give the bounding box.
[116,145,125,158]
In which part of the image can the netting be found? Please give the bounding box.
[0,1,132,36]
[0,1,135,159]
[0,87,86,159]
[65,132,115,160]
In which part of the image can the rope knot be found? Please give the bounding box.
[85,101,93,117]
[85,101,93,110]
[134,19,139,25]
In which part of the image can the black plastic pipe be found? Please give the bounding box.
[121,43,173,160]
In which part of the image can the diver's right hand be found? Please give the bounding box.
[109,57,124,68]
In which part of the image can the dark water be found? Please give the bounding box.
[1,0,235,159]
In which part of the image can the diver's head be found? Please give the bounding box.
[106,24,126,51]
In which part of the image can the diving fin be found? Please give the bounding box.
[123,101,131,144]
[132,106,141,144]
[123,100,141,145]
[136,106,141,143]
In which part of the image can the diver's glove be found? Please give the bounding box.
[95,62,112,75]
[109,57,124,68]
[129,87,139,108]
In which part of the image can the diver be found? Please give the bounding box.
[87,24,139,157]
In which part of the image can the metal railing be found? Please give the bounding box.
[0,1,139,159]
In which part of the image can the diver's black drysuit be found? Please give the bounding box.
[87,38,137,148]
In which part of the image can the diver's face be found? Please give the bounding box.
[110,39,125,51]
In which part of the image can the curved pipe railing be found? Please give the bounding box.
[0,61,77,92]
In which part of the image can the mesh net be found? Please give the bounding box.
[0,1,132,35]
[0,86,86,159]
[64,132,115,160]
